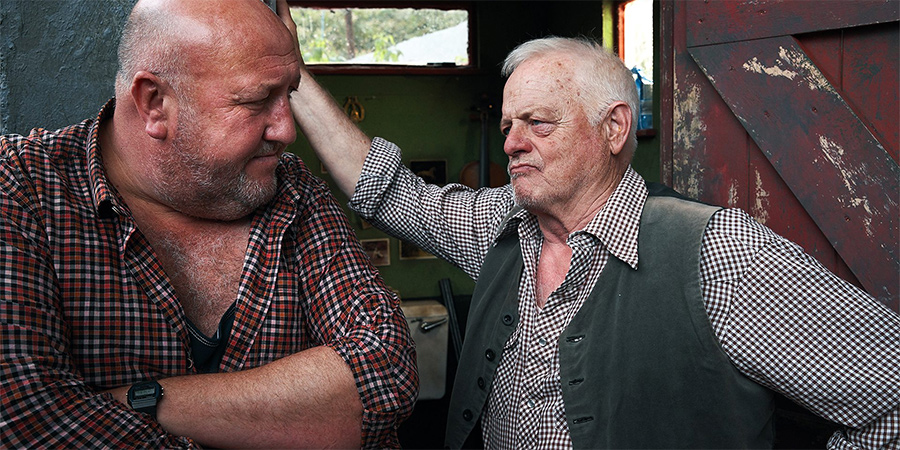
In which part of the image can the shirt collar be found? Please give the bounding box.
[89,98,121,219]
[492,166,648,269]
[492,203,529,244]
[586,166,647,269]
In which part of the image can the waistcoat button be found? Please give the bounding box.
[485,349,495,361]
[463,409,473,421]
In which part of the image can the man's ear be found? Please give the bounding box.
[130,71,172,140]
[602,102,633,156]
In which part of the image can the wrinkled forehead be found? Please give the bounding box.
[502,55,581,113]
[506,54,580,93]
[180,8,297,75]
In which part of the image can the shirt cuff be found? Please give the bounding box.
[349,137,403,219]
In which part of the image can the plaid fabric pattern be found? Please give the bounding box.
[352,137,899,449]
[0,102,417,448]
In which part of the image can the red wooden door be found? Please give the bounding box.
[661,0,899,312]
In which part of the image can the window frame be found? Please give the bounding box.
[287,0,479,75]
[615,0,657,136]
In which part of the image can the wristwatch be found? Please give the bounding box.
[127,380,164,419]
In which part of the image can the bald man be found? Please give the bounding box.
[0,0,416,448]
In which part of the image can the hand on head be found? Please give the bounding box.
[275,0,305,69]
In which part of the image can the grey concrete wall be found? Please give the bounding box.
[0,0,134,135]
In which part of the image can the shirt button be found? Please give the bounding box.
[527,399,536,408]
[477,377,485,389]
[463,409,473,421]
[485,349,495,361]
[538,338,547,346]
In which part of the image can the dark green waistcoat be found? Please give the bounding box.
[445,193,775,449]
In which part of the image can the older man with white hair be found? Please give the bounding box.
[290,29,899,450]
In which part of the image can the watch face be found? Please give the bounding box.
[132,385,158,399]
[128,381,162,410]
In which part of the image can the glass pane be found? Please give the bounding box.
[622,0,653,129]
[290,6,469,66]
[622,0,652,76]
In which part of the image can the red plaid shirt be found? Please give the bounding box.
[0,100,417,448]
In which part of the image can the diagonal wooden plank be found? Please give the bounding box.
[686,0,899,47]
[688,36,899,304]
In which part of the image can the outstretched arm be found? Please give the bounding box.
[276,0,371,198]
[289,72,370,198]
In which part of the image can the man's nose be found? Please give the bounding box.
[266,95,297,145]
[503,123,531,156]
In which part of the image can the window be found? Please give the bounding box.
[618,0,654,131]
[288,1,475,74]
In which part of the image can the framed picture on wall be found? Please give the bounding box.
[399,240,437,260]
[409,160,447,186]
[361,238,390,266]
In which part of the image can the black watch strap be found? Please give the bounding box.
[127,380,164,419]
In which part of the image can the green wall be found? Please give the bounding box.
[287,1,660,300]
[288,74,497,299]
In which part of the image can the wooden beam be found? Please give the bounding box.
[686,0,899,47]
[689,36,899,303]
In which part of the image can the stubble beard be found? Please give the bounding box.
[156,107,279,221]
[511,178,547,213]
[508,158,549,213]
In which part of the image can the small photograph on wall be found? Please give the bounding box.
[400,240,437,260]
[410,160,447,186]
[361,238,390,266]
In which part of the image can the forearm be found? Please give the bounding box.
[289,71,371,198]
[111,346,362,449]
[349,138,514,279]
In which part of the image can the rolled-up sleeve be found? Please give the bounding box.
[293,166,417,448]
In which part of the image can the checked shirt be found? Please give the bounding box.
[0,101,417,448]
[351,137,899,449]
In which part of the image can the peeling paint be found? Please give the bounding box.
[673,77,708,199]
[753,170,770,225]
[727,180,740,208]
[673,81,708,149]
[819,134,855,192]
[742,56,798,81]
[778,46,836,93]
[818,134,876,237]
[741,46,837,94]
